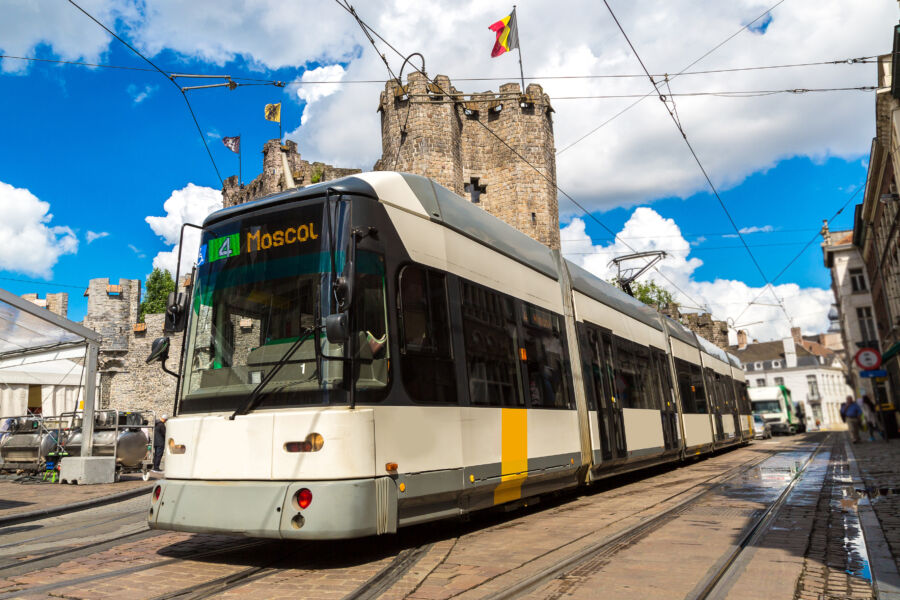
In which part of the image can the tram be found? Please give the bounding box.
[146,172,754,540]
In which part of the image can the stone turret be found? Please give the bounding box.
[375,72,560,249]
[21,292,68,318]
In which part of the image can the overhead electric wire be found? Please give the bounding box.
[0,53,877,85]
[730,184,865,326]
[558,0,788,155]
[332,0,710,313]
[66,0,223,186]
[602,0,794,327]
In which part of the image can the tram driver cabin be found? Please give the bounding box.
[146,172,754,540]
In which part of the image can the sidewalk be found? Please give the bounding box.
[0,476,152,521]
[847,436,900,598]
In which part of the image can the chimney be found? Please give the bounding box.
[783,336,797,368]
[737,329,748,350]
[821,219,831,245]
[791,327,803,345]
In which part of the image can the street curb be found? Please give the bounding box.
[845,439,900,600]
[0,484,154,528]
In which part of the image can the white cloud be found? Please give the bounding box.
[86,230,109,243]
[127,83,157,104]
[738,225,774,234]
[0,0,139,74]
[0,181,78,278]
[127,244,146,258]
[561,209,834,342]
[295,64,347,125]
[146,184,223,276]
[11,1,895,201]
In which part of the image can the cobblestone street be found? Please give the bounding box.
[0,434,897,599]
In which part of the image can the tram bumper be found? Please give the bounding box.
[147,477,397,540]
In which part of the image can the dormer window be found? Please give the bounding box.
[754,362,763,370]
[772,360,781,368]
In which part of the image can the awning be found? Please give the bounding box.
[883,341,900,362]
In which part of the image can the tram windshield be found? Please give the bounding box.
[179,200,389,413]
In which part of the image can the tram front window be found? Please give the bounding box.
[752,401,781,414]
[179,203,389,413]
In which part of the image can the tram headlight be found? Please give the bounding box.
[294,488,313,510]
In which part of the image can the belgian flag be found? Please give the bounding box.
[489,8,520,58]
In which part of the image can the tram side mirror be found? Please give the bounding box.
[325,313,349,344]
[164,292,189,333]
[146,337,171,364]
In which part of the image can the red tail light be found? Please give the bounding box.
[295,488,312,509]
[153,486,161,502]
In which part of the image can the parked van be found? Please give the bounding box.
[749,385,797,435]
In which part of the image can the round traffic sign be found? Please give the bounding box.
[855,347,882,370]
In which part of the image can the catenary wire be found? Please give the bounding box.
[602,0,794,327]
[66,0,223,186]
[731,184,865,326]
[557,0,788,155]
[332,0,711,313]
[1,53,877,86]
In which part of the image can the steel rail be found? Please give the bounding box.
[478,436,824,600]
[342,543,435,600]
[689,434,831,600]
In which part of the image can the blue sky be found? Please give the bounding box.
[0,0,894,341]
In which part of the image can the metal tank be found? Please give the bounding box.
[63,411,151,469]
[0,416,66,471]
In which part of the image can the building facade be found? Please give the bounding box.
[853,44,900,404]
[729,328,852,426]
[822,226,882,399]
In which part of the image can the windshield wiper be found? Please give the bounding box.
[229,326,316,420]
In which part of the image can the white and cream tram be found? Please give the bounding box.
[146,172,754,540]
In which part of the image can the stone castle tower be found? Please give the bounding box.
[222,140,361,208]
[374,72,560,249]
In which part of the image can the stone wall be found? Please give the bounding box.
[681,312,730,350]
[222,139,361,208]
[104,313,181,418]
[375,73,560,249]
[21,292,68,318]
[82,278,141,351]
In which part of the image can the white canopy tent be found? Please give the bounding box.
[0,345,98,417]
[0,287,101,456]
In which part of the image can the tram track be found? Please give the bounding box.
[449,435,826,600]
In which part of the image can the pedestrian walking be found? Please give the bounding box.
[153,415,168,471]
[861,395,883,441]
[841,396,863,443]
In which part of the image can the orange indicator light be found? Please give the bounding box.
[519,348,527,361]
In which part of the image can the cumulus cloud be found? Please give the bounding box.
[127,84,157,104]
[0,181,78,278]
[146,184,223,276]
[561,209,834,342]
[295,64,347,125]
[86,230,109,243]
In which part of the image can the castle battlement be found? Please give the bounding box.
[375,72,559,249]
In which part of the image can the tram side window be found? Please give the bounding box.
[399,265,456,403]
[461,281,524,407]
[612,336,656,410]
[653,351,674,410]
[675,358,708,414]
[521,304,574,409]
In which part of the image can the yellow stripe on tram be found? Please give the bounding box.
[494,408,528,505]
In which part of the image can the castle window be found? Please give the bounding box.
[464,178,486,204]
[531,212,536,224]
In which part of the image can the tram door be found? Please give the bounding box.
[587,326,626,461]
[653,350,679,451]
[707,369,725,442]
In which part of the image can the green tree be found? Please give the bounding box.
[631,280,675,310]
[139,268,175,322]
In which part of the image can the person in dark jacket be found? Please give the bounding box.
[840,397,862,443]
[153,415,168,471]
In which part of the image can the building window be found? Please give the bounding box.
[807,375,820,401]
[754,362,763,370]
[464,177,487,204]
[772,360,781,368]
[857,306,877,346]
[850,268,867,292]
[774,377,784,386]
[756,378,766,387]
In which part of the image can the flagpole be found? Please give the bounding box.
[514,5,525,93]
[238,133,242,187]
